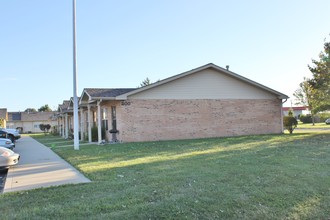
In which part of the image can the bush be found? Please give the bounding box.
[91,126,98,142]
[39,124,51,133]
[283,116,298,134]
[299,114,321,123]
[299,114,313,123]
[91,126,106,142]
[318,113,330,122]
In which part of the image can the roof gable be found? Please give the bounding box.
[117,63,289,100]
[58,100,71,112]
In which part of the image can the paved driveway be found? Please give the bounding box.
[4,136,90,193]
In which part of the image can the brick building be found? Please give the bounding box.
[73,63,288,143]
[7,111,57,133]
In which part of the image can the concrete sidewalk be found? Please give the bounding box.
[4,136,90,193]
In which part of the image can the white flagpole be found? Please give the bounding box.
[73,0,79,150]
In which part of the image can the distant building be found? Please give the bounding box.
[0,108,8,128]
[6,111,58,133]
[282,106,310,118]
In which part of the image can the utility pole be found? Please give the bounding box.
[73,0,79,150]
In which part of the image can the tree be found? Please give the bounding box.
[307,38,330,112]
[38,104,52,112]
[0,118,5,128]
[288,108,294,117]
[283,116,298,134]
[39,124,51,133]
[24,108,37,113]
[139,77,151,87]
[293,79,316,125]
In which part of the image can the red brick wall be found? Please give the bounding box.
[117,99,282,142]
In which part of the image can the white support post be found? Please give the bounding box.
[281,101,284,133]
[61,117,65,138]
[88,104,92,143]
[65,113,69,139]
[97,101,102,144]
[80,108,84,141]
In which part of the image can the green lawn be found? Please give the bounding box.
[297,122,330,129]
[1,132,330,219]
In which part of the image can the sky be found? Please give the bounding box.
[1,0,330,111]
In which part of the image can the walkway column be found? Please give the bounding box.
[57,117,61,136]
[87,104,92,143]
[61,116,65,138]
[65,113,69,139]
[80,108,85,141]
[97,100,102,144]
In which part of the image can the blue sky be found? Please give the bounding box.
[1,0,330,111]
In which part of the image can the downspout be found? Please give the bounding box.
[281,98,288,133]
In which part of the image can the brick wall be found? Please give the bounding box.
[0,108,7,120]
[117,99,282,142]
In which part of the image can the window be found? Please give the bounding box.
[102,108,108,130]
[102,108,108,120]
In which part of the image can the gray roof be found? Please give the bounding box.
[82,88,136,101]
[58,100,71,113]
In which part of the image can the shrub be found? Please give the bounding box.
[39,124,51,133]
[299,114,313,123]
[51,126,58,135]
[318,113,330,122]
[91,126,106,142]
[299,114,321,123]
[283,116,298,134]
[91,126,98,142]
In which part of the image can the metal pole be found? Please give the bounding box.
[73,0,79,150]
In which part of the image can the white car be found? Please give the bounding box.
[0,138,15,150]
[0,147,20,168]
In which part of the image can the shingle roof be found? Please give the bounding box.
[58,100,71,112]
[84,88,136,99]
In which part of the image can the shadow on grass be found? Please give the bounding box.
[4,131,330,219]
[54,132,328,171]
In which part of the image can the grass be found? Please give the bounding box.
[297,122,330,129]
[1,132,330,219]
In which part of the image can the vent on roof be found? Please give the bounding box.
[226,65,229,70]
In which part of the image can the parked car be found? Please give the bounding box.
[0,138,15,150]
[4,128,21,140]
[325,118,330,125]
[0,130,15,143]
[0,147,20,169]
